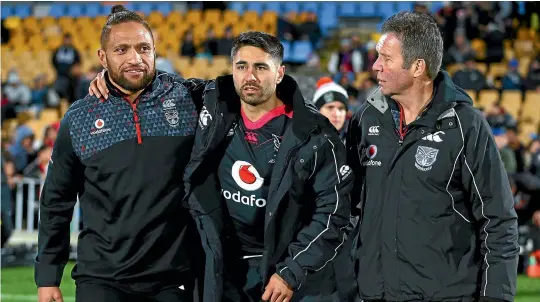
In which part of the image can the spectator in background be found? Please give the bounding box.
[529,138,540,179]
[151,28,177,75]
[526,56,540,91]
[203,27,219,56]
[447,32,476,64]
[502,59,524,90]
[22,145,52,180]
[217,26,234,56]
[485,103,517,129]
[278,12,298,42]
[493,127,518,173]
[4,69,32,111]
[76,66,104,100]
[484,22,505,65]
[1,153,16,248]
[507,126,527,173]
[298,13,321,49]
[180,29,197,57]
[328,38,363,75]
[356,77,378,106]
[8,124,36,173]
[31,74,60,117]
[312,77,349,140]
[33,122,60,151]
[362,41,377,73]
[452,55,488,90]
[52,33,81,100]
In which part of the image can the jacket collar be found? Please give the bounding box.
[367,70,473,126]
[214,74,320,141]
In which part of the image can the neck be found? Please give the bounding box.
[241,95,283,122]
[107,74,144,103]
[393,81,435,124]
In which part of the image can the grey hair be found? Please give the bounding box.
[381,11,443,80]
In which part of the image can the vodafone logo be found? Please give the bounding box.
[362,145,382,167]
[95,119,105,129]
[232,161,264,191]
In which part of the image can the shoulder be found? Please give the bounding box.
[453,103,490,134]
[64,95,99,121]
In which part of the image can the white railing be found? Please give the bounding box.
[11,177,80,237]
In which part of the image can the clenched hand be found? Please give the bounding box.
[261,273,293,302]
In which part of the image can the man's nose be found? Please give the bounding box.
[125,48,143,64]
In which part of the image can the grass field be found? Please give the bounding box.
[1,262,540,301]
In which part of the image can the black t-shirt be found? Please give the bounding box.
[218,105,293,257]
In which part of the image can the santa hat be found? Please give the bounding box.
[312,77,349,110]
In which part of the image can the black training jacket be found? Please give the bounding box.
[182,75,353,302]
[35,71,202,288]
[347,71,519,301]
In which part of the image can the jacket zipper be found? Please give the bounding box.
[126,98,142,145]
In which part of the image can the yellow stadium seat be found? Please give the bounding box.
[41,109,60,124]
[223,10,240,27]
[148,11,164,28]
[22,16,40,35]
[446,64,463,76]
[242,11,259,26]
[166,11,183,29]
[40,16,56,28]
[204,9,222,27]
[476,63,488,75]
[471,39,486,60]
[500,91,522,119]
[488,63,507,79]
[478,90,499,108]
[464,90,477,106]
[518,122,538,146]
[185,10,202,26]
[93,16,108,28]
[173,57,192,73]
[519,57,532,78]
[521,91,540,123]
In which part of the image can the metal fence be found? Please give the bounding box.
[9,177,80,245]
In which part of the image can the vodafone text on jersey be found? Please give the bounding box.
[222,160,267,207]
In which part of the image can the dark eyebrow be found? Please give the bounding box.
[235,61,270,68]
[113,42,152,49]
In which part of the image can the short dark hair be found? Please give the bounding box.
[381,11,443,80]
[231,31,284,65]
[100,5,153,49]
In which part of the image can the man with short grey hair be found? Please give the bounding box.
[347,11,519,302]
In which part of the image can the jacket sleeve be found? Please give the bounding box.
[460,111,519,302]
[276,134,353,290]
[180,77,210,113]
[35,113,85,287]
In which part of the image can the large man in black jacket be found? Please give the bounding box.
[347,12,519,302]
[36,6,202,302]
[182,32,353,302]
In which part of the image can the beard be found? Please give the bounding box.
[235,83,275,106]
[107,59,155,93]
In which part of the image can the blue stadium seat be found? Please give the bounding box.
[318,9,338,36]
[265,2,282,14]
[339,3,357,17]
[49,3,67,18]
[67,4,84,18]
[1,5,13,20]
[85,3,104,17]
[378,2,396,19]
[229,2,245,14]
[396,1,414,12]
[429,2,445,13]
[14,4,31,18]
[291,41,313,63]
[246,3,264,14]
[155,3,172,16]
[320,2,337,14]
[134,3,154,16]
[302,2,319,14]
[283,2,301,13]
[358,2,377,17]
[281,40,292,62]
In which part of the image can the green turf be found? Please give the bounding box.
[1,262,540,301]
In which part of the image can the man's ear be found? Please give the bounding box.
[277,64,285,83]
[98,49,107,69]
[413,59,426,78]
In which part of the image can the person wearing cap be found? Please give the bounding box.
[312,77,349,141]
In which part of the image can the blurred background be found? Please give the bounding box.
[1,1,540,301]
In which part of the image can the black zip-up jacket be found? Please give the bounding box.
[35,71,202,288]
[347,71,519,301]
[182,75,354,301]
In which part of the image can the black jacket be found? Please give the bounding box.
[35,72,202,289]
[347,71,519,301]
[183,75,353,301]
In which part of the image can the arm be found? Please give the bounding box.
[460,112,519,302]
[346,109,366,217]
[35,113,85,287]
[276,135,353,290]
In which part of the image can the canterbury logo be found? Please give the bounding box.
[368,126,379,135]
[422,131,445,142]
